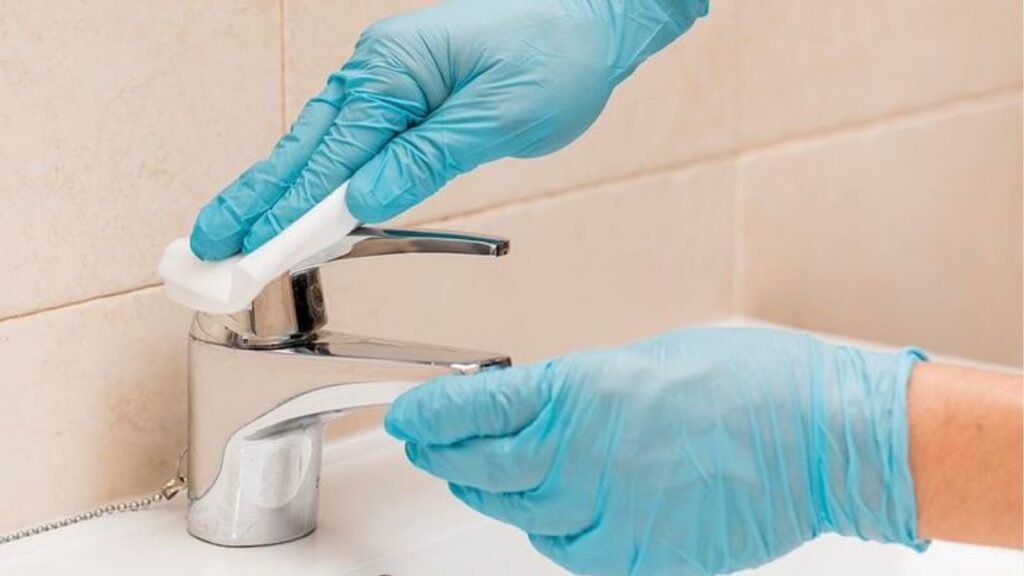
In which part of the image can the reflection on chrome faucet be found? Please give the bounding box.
[186,227,511,547]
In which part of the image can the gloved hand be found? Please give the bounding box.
[189,0,709,260]
[385,327,929,576]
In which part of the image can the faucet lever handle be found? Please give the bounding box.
[201,226,510,347]
[293,226,509,273]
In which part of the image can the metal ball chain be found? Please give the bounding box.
[0,451,187,546]
[0,492,164,544]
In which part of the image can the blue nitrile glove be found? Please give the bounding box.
[385,327,929,576]
[189,0,709,260]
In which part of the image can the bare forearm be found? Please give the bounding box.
[908,362,1023,548]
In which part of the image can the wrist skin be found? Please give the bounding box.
[908,362,1023,548]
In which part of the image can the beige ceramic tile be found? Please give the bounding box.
[320,162,736,365]
[738,97,1023,367]
[283,0,739,225]
[733,0,1023,145]
[0,1,281,319]
[0,289,191,531]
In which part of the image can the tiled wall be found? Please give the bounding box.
[1,0,282,532]
[1,1,1020,531]
[737,96,1023,367]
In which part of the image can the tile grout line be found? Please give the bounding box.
[410,83,1022,227]
[734,84,1023,164]
[0,284,164,325]
[731,162,745,318]
[3,84,1020,325]
[278,0,288,134]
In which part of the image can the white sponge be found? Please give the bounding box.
[158,184,359,313]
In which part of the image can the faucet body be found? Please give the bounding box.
[185,228,510,547]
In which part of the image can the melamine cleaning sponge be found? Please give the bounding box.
[158,184,358,313]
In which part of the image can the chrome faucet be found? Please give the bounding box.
[185,226,511,547]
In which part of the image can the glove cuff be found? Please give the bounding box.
[811,344,930,551]
[602,0,709,80]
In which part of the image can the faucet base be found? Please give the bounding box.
[187,423,323,547]
[186,328,510,547]
[187,525,318,548]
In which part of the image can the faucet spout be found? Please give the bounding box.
[243,380,419,441]
[187,329,508,546]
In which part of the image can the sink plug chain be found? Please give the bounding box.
[0,449,188,546]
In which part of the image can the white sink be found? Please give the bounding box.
[1,428,1020,575]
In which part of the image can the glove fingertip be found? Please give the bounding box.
[240,221,274,254]
[188,228,227,261]
[528,533,564,559]
[344,172,392,224]
[383,403,415,441]
[403,442,422,465]
[189,204,242,261]
[448,482,479,506]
